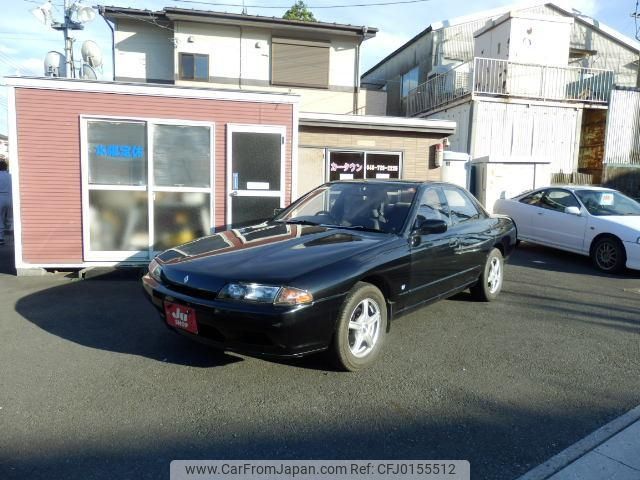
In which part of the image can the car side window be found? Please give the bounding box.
[539,189,580,213]
[416,187,450,225]
[520,190,545,206]
[442,187,481,224]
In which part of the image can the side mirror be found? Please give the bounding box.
[414,218,448,235]
[564,206,581,216]
[273,207,284,217]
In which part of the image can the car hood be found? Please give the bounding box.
[593,215,640,240]
[156,222,394,291]
[597,215,640,231]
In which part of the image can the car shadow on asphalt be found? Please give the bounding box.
[508,242,640,279]
[13,269,244,369]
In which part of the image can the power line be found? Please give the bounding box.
[171,0,433,8]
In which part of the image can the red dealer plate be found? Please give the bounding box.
[164,301,198,335]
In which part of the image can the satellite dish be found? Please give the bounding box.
[72,2,96,23]
[31,1,53,26]
[44,51,66,77]
[81,40,102,68]
[81,64,97,80]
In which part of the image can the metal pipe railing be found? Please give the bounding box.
[407,57,616,116]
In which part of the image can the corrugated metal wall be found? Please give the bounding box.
[604,88,640,165]
[425,102,471,152]
[471,101,579,173]
[570,23,638,87]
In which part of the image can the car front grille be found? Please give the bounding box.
[163,279,218,301]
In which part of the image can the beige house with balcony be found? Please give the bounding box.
[102,6,386,116]
[99,6,455,199]
[361,1,640,210]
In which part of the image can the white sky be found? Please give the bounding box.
[0,0,638,134]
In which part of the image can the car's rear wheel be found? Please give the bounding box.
[470,248,504,301]
[591,236,626,273]
[330,282,387,372]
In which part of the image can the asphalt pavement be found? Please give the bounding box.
[1,236,639,480]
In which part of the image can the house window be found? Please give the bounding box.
[401,66,419,98]
[271,37,330,88]
[179,53,209,81]
[328,150,402,181]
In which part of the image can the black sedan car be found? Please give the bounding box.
[143,181,516,371]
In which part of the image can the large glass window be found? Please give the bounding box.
[153,192,211,251]
[328,151,401,182]
[89,190,149,251]
[84,119,214,261]
[153,125,211,187]
[87,121,146,185]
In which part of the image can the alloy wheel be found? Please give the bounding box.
[348,298,381,358]
[487,256,502,294]
[596,241,617,271]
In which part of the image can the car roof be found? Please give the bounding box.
[553,185,615,192]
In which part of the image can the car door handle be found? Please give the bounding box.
[537,211,544,215]
[449,238,459,247]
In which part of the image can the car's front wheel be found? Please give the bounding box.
[591,236,626,273]
[470,247,504,301]
[330,282,387,371]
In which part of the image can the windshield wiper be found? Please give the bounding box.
[321,224,383,233]
[279,219,320,225]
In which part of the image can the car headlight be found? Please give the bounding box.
[148,259,163,282]
[218,283,313,305]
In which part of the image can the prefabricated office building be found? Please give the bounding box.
[6,77,455,274]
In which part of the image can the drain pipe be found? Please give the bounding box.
[353,27,367,114]
[98,6,116,81]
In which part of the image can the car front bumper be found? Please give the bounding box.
[142,275,344,358]
[624,241,640,271]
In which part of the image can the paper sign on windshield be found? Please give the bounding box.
[600,193,615,206]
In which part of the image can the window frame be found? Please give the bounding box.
[519,189,546,207]
[538,188,581,213]
[326,149,403,182]
[179,52,210,82]
[80,115,215,262]
[415,186,451,228]
[441,185,485,225]
[401,66,419,99]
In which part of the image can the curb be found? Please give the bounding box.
[516,404,640,480]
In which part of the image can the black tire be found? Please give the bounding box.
[591,236,626,273]
[470,248,504,302]
[330,282,387,372]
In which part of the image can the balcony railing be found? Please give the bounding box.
[407,57,616,117]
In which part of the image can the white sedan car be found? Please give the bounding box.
[494,186,640,273]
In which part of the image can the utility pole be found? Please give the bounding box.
[632,10,640,87]
[51,0,84,78]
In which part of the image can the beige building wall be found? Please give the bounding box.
[298,126,444,193]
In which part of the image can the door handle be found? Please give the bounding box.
[449,238,459,247]
[537,211,544,215]
[229,191,238,197]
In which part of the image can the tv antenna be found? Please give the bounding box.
[31,0,97,78]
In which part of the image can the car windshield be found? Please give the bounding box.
[275,182,418,233]
[575,190,640,216]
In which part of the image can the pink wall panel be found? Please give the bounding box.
[15,88,293,264]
